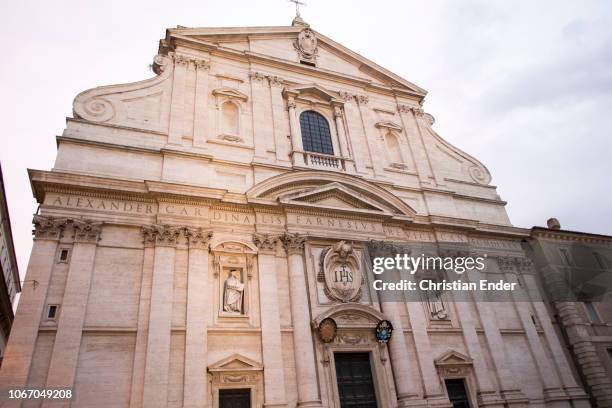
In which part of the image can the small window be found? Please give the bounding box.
[47,305,58,319]
[299,110,334,155]
[584,302,601,323]
[559,248,573,266]
[57,248,70,263]
[608,348,612,361]
[593,252,607,269]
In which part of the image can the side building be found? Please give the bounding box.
[528,220,612,408]
[0,163,21,366]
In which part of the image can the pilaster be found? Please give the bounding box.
[281,233,321,407]
[193,59,211,148]
[142,224,181,408]
[184,227,213,408]
[253,233,288,407]
[0,216,63,401]
[42,220,102,408]
[168,54,189,145]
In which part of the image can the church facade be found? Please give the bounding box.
[0,17,599,408]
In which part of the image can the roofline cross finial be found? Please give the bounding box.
[288,0,306,18]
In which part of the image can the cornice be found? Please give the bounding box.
[65,118,168,137]
[530,227,612,244]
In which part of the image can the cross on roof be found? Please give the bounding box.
[288,0,306,17]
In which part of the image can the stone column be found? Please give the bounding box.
[42,220,102,407]
[193,59,211,148]
[269,77,291,163]
[253,233,288,407]
[0,216,63,399]
[284,91,306,167]
[356,95,385,177]
[340,93,370,174]
[332,104,355,173]
[250,72,273,161]
[397,105,434,186]
[129,229,156,408]
[142,225,181,408]
[281,233,321,407]
[454,301,505,408]
[168,55,189,145]
[183,228,213,408]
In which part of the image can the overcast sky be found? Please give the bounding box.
[1,0,611,281]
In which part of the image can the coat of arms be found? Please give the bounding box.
[294,28,318,63]
[321,241,362,303]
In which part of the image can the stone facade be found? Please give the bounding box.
[528,227,612,408]
[0,18,600,408]
[0,164,21,366]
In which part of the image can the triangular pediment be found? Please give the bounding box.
[166,26,427,96]
[208,353,262,372]
[212,87,248,101]
[284,84,339,104]
[375,120,403,131]
[435,350,473,366]
[279,182,393,214]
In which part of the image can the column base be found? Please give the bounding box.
[297,400,325,408]
[477,390,506,408]
[501,389,529,408]
[264,404,289,408]
[424,395,453,408]
[397,395,428,408]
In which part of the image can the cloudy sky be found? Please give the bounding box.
[1,0,611,279]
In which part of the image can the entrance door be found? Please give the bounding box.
[445,379,470,408]
[334,352,377,408]
[219,388,251,408]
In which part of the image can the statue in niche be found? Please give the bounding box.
[423,287,448,320]
[223,269,244,314]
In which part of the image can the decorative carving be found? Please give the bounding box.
[333,105,344,118]
[252,233,279,254]
[294,28,318,63]
[336,332,369,345]
[356,95,369,105]
[268,76,283,87]
[281,233,306,255]
[141,224,181,247]
[152,54,172,75]
[249,71,267,82]
[322,241,362,303]
[72,219,103,243]
[184,227,213,249]
[468,164,492,185]
[218,134,245,143]
[33,215,66,240]
[174,54,191,66]
[194,59,211,70]
[338,91,355,102]
[223,269,245,314]
[32,216,103,242]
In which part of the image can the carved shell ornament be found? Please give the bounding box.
[294,28,318,62]
[322,241,362,303]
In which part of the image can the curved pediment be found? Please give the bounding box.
[246,171,416,219]
[312,304,386,329]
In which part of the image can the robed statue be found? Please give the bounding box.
[223,269,244,314]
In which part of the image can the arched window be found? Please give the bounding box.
[222,101,239,135]
[299,111,334,155]
[385,132,403,164]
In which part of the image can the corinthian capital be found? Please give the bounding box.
[253,233,279,254]
[141,224,182,247]
[281,233,306,255]
[185,227,213,249]
[72,219,103,243]
[33,215,66,240]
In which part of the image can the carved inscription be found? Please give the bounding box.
[47,194,155,215]
[289,214,383,233]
